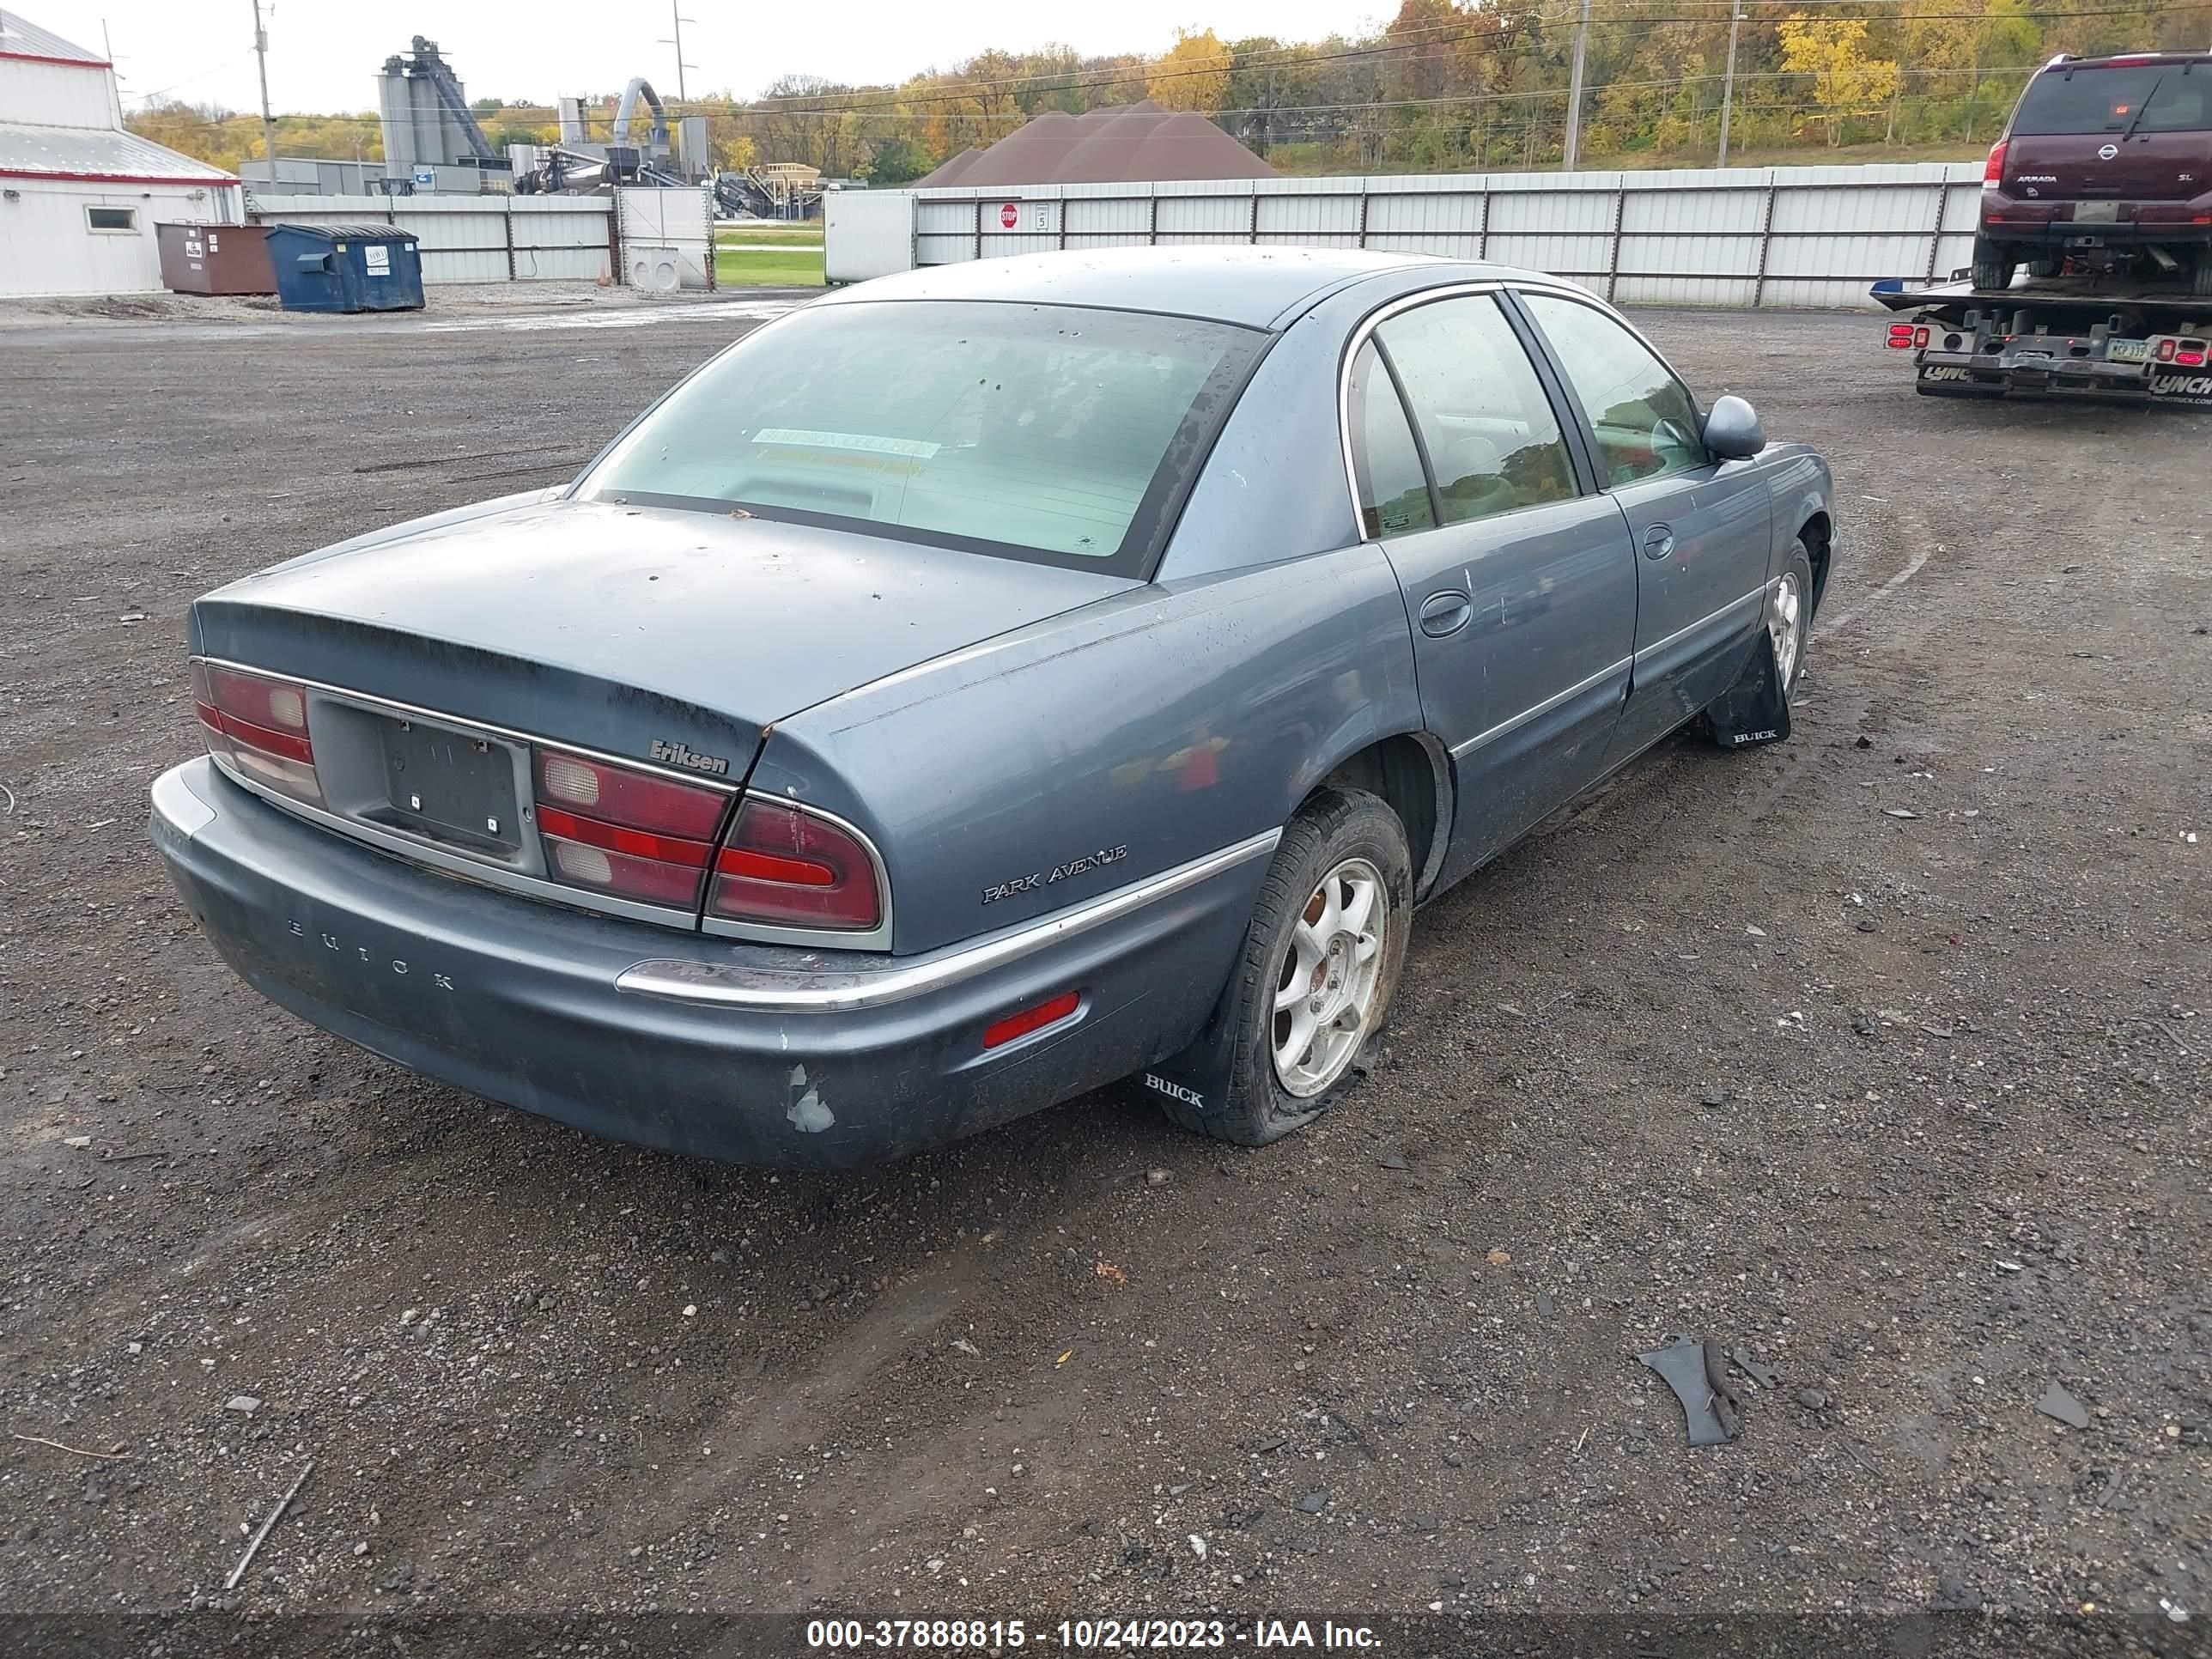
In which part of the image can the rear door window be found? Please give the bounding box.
[2012,65,2209,135]
[1373,295,1580,526]
[1346,341,1435,539]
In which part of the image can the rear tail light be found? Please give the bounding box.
[2156,337,2179,362]
[532,747,727,910]
[708,799,882,932]
[1913,325,1930,349]
[193,661,320,805]
[1887,323,1917,349]
[1983,138,2008,188]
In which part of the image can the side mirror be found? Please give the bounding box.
[1704,395,1765,461]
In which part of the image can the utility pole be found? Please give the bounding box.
[1562,0,1592,171]
[659,2,697,105]
[250,0,278,190]
[1717,3,1745,166]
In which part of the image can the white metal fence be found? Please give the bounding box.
[828,161,1989,310]
[246,193,615,284]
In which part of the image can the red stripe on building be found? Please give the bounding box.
[0,50,112,68]
[0,167,237,186]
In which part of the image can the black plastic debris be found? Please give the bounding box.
[1638,1334,1741,1447]
[1729,1347,1781,1389]
[2039,1382,2091,1430]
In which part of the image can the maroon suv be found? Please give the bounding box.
[1976,52,2212,296]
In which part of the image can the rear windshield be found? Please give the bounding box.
[582,300,1264,574]
[2013,64,2210,135]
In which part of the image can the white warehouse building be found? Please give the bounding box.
[0,9,241,297]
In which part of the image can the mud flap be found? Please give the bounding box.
[1132,980,1243,1121]
[1701,631,1791,751]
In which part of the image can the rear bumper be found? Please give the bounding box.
[1983,194,2212,249]
[1916,352,2212,406]
[150,757,1270,1170]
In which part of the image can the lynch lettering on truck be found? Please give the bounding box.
[2148,373,2212,398]
[1919,366,1974,384]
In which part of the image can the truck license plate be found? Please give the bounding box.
[2075,201,2120,223]
[2106,339,2152,363]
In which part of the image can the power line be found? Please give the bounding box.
[716,3,2212,120]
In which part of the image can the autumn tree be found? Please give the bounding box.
[1148,28,1233,114]
[1779,14,1900,146]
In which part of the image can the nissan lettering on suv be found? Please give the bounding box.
[1976,51,2212,295]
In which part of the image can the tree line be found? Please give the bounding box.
[128,1,2209,184]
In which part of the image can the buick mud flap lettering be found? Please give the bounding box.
[1145,1073,1205,1109]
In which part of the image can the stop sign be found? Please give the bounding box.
[1000,203,1018,229]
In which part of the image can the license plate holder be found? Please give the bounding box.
[373,717,523,856]
[2106,339,2152,363]
[2075,200,2120,223]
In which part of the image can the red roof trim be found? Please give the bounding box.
[0,49,112,68]
[0,166,236,186]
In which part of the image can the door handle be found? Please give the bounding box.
[1642,524,1676,561]
[1419,589,1474,638]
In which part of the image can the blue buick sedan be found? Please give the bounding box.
[150,248,1836,1169]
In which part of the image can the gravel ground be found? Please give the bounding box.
[0,299,2206,1641]
[0,282,759,331]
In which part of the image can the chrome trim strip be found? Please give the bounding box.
[616,828,1284,1012]
[195,658,743,793]
[1448,655,1632,758]
[1630,587,1766,668]
[193,656,896,950]
[1444,587,1766,760]
[206,753,704,930]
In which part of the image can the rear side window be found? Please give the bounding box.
[584,300,1264,574]
[1346,341,1435,539]
[2013,65,2210,135]
[1519,293,1710,489]
[1374,295,1578,526]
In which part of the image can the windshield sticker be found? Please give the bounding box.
[752,428,942,459]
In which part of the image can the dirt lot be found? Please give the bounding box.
[1,295,2206,1644]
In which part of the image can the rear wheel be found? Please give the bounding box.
[2026,255,2063,281]
[1143,788,1412,1146]
[1970,237,2017,291]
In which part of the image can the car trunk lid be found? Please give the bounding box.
[191,495,1138,782]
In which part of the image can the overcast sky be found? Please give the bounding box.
[43,1,1390,115]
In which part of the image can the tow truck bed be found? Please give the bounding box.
[1871,276,2212,406]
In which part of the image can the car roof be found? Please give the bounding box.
[811,246,1557,331]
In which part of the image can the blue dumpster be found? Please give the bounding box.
[264,222,425,313]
